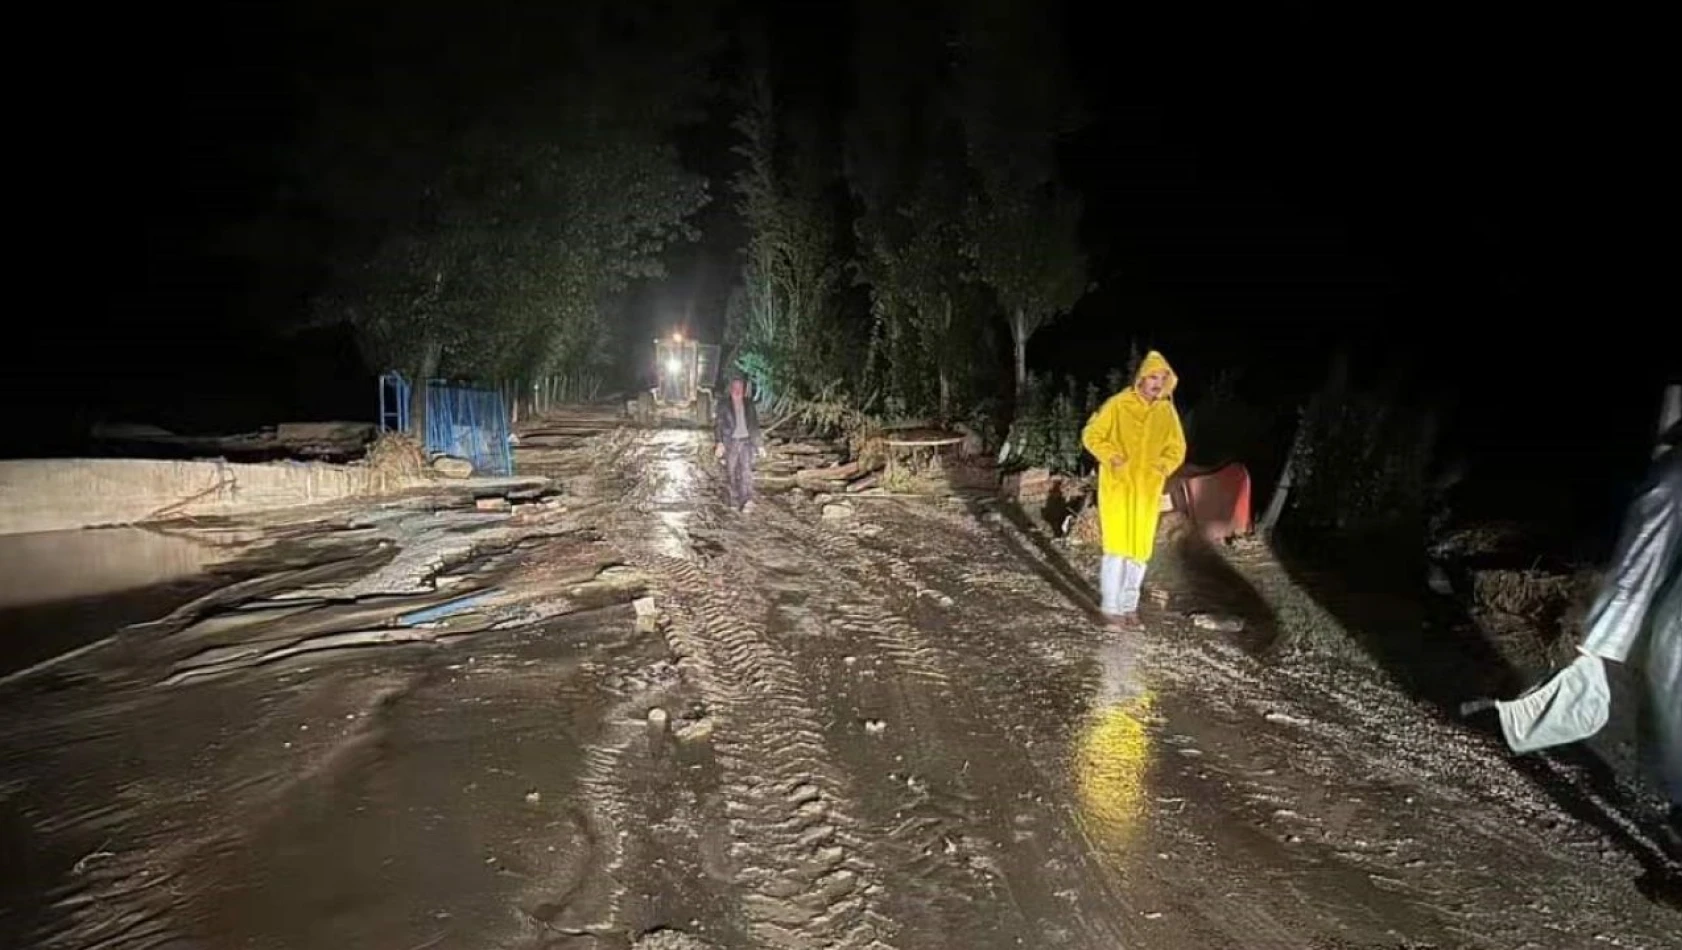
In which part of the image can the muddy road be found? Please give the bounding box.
[2,421,1677,949]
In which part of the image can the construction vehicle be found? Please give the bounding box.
[632,331,721,427]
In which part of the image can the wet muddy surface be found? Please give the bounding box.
[2,417,1678,949]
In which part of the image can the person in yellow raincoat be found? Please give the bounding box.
[1080,350,1186,630]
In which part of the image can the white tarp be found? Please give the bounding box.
[1496,428,1681,803]
[1497,651,1611,753]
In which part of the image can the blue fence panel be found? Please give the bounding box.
[378,372,411,434]
[378,372,512,476]
[424,381,514,476]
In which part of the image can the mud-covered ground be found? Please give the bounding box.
[2,415,1678,949]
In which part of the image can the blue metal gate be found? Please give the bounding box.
[378,373,513,477]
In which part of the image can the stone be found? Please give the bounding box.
[1189,611,1245,633]
[633,596,661,634]
[433,455,474,478]
[675,716,715,744]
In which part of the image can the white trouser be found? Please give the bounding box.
[1100,554,1147,616]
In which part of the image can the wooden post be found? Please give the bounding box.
[1258,456,1294,539]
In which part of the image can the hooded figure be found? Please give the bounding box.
[1080,351,1187,629]
[713,373,763,512]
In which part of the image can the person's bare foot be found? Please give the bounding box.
[1102,612,1142,633]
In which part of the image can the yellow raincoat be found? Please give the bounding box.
[1080,351,1187,561]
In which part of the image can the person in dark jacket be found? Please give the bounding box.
[713,374,763,512]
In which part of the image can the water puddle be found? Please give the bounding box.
[0,527,234,610]
[644,430,706,559]
[1073,640,1158,860]
[0,528,243,679]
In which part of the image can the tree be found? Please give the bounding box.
[895,168,975,419]
[729,68,848,403]
[845,0,980,419]
[950,0,1091,399]
[289,0,717,435]
[966,184,1089,399]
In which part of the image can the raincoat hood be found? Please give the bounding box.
[1133,351,1179,399]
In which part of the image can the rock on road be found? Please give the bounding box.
[1,421,1676,950]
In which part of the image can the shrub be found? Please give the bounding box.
[1283,360,1437,537]
[1180,369,1276,467]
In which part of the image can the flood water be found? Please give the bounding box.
[0,527,236,680]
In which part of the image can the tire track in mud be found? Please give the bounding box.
[603,440,897,950]
[633,552,896,950]
[608,439,1288,946]
[523,687,642,941]
[518,430,723,945]
[794,501,1325,948]
[524,648,705,944]
[737,523,1019,945]
[756,502,1146,948]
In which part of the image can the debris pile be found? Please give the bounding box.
[363,432,428,479]
[759,439,882,495]
[90,420,377,461]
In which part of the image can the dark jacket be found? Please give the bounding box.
[714,389,762,447]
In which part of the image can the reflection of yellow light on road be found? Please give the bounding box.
[1073,692,1155,855]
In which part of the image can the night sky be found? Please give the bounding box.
[9,1,1665,533]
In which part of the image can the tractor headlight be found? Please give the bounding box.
[665,357,683,376]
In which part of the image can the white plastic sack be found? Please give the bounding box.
[1497,651,1612,754]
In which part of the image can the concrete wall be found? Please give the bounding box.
[0,458,431,536]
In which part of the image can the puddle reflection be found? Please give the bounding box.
[0,527,230,609]
[1073,639,1157,857]
[650,432,700,507]
[647,432,702,557]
